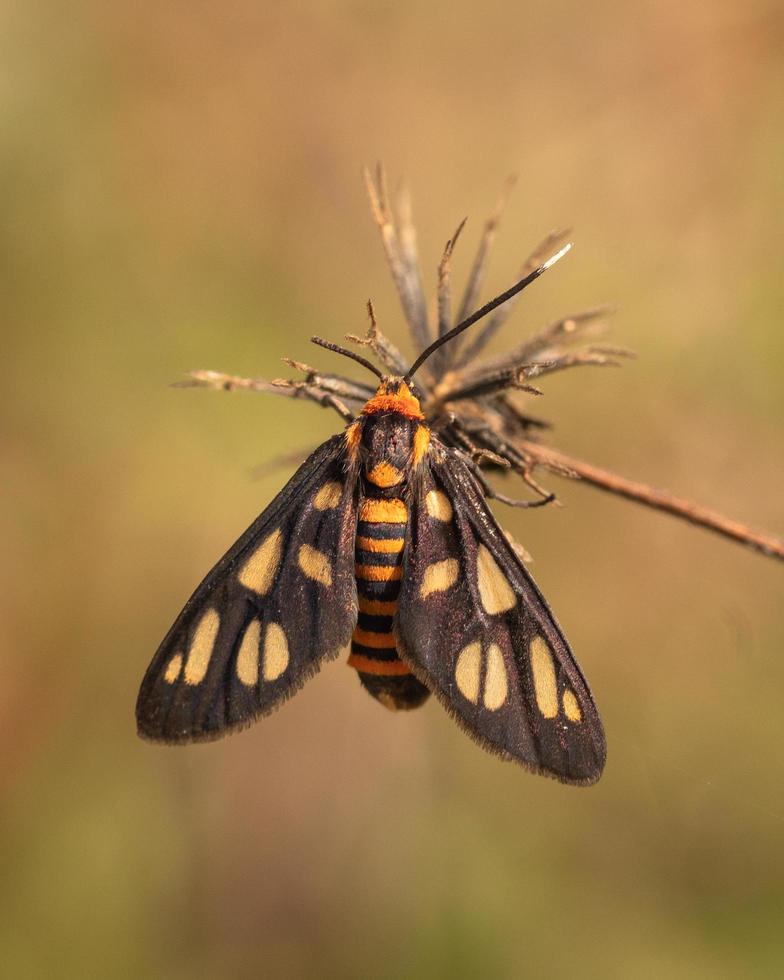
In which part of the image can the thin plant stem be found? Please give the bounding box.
[520,441,784,561]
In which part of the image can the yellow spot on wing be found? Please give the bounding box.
[360,497,408,523]
[455,641,481,703]
[477,545,516,615]
[412,425,431,466]
[345,421,361,457]
[238,529,282,595]
[367,461,404,488]
[298,544,333,586]
[164,653,182,684]
[314,481,342,510]
[426,489,453,522]
[236,619,261,686]
[263,623,289,680]
[420,557,459,597]
[483,643,508,710]
[562,688,582,722]
[184,608,220,685]
[530,635,558,718]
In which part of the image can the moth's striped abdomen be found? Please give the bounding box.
[348,497,429,710]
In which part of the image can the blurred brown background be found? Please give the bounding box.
[2,1,783,977]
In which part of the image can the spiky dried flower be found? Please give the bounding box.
[179,166,784,562]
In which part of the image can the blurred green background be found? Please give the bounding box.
[2,1,783,977]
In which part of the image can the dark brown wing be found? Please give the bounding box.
[137,435,358,742]
[395,444,605,784]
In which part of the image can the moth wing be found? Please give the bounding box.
[396,447,605,784]
[137,434,358,742]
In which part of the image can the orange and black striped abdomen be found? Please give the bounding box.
[348,496,430,710]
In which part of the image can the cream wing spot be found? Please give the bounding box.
[483,643,508,710]
[236,619,261,686]
[455,642,481,704]
[412,425,431,466]
[562,688,582,723]
[420,558,459,597]
[313,481,342,510]
[184,608,220,685]
[298,544,333,586]
[164,653,182,684]
[263,623,290,681]
[530,635,558,718]
[238,529,283,595]
[426,489,453,522]
[476,545,516,615]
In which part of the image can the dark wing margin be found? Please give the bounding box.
[136,434,358,743]
[396,444,606,784]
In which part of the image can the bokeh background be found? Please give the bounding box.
[2,2,783,977]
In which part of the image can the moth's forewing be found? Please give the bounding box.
[136,435,359,742]
[395,444,606,784]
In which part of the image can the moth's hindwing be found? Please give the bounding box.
[395,446,606,784]
[136,435,358,743]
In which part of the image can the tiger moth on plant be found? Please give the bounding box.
[137,166,784,784]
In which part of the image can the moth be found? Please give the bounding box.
[137,179,608,784]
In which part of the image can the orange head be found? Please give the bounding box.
[361,378,424,421]
[345,379,430,488]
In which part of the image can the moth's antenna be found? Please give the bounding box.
[405,243,572,381]
[310,336,384,380]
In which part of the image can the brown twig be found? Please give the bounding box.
[175,369,359,420]
[344,300,409,376]
[364,165,430,353]
[520,441,784,561]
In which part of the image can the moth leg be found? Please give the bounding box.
[519,465,559,506]
[474,432,560,507]
[441,414,516,469]
[445,416,557,508]
[442,420,496,466]
[468,458,557,509]
[486,482,556,510]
